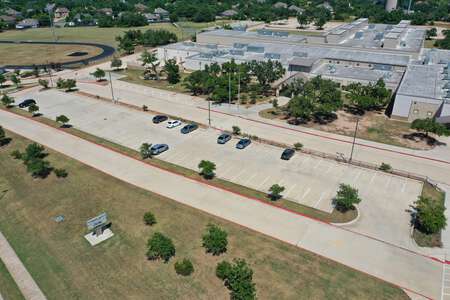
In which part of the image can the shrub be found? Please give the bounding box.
[142,105,148,111]
[174,259,194,276]
[294,142,303,151]
[413,196,446,234]
[140,143,152,159]
[198,160,216,179]
[146,232,175,262]
[232,126,241,135]
[269,184,285,201]
[38,79,49,89]
[26,158,52,178]
[216,261,231,280]
[56,115,70,127]
[216,259,256,300]
[202,224,228,255]
[379,163,392,172]
[143,211,156,226]
[54,168,68,178]
[334,184,361,212]
[11,150,22,159]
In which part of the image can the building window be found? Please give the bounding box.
[413,109,419,114]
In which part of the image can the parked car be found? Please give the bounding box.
[281,148,295,160]
[150,144,169,155]
[217,133,231,144]
[152,115,168,124]
[166,120,182,129]
[180,123,198,134]
[236,138,251,149]
[18,99,36,108]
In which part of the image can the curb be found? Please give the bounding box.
[331,205,360,226]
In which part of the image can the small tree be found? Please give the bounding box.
[379,163,392,172]
[110,57,123,70]
[0,73,6,88]
[334,184,361,212]
[143,211,157,226]
[11,150,22,159]
[91,68,106,82]
[0,126,7,146]
[26,158,52,178]
[139,50,160,80]
[54,168,68,178]
[202,224,228,255]
[272,98,278,109]
[293,142,303,151]
[216,259,256,300]
[38,79,49,89]
[56,115,70,127]
[198,160,216,179]
[140,143,152,159]
[232,125,241,135]
[163,59,181,84]
[411,118,449,137]
[146,232,176,262]
[413,196,447,234]
[269,184,285,200]
[22,143,46,164]
[28,104,39,116]
[1,94,14,107]
[10,74,21,88]
[174,259,194,276]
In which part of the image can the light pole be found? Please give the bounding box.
[208,100,211,127]
[237,71,241,111]
[228,71,231,107]
[349,117,360,163]
[108,71,115,103]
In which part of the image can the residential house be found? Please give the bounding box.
[135,3,148,13]
[288,5,304,14]
[221,9,238,18]
[144,13,160,23]
[4,8,21,17]
[154,8,169,21]
[16,18,39,29]
[0,15,17,26]
[55,7,69,19]
[98,8,113,16]
[273,2,288,9]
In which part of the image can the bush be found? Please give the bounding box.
[143,211,156,226]
[334,184,361,212]
[174,259,194,276]
[232,126,241,135]
[413,196,446,234]
[269,184,285,201]
[216,259,256,300]
[140,143,152,159]
[26,158,52,178]
[142,105,148,111]
[11,150,22,159]
[198,160,216,179]
[379,163,392,172]
[146,232,175,262]
[294,142,303,151]
[216,261,231,280]
[54,168,68,178]
[202,224,228,255]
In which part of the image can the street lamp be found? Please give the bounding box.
[349,117,360,163]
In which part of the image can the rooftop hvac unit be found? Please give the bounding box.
[373,64,393,71]
[327,64,336,74]
[354,32,364,39]
[247,46,265,53]
[374,32,384,41]
[183,41,194,46]
[293,51,308,58]
[206,44,218,49]
[368,24,376,30]
[264,52,281,59]
[230,49,245,56]
[233,43,248,49]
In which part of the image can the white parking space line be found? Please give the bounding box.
[301,187,311,200]
[243,173,258,186]
[221,165,237,178]
[297,156,310,168]
[258,175,272,190]
[284,184,297,198]
[352,170,362,184]
[385,176,393,188]
[369,172,377,185]
[401,179,408,193]
[314,191,326,208]
[231,169,247,182]
[325,164,335,174]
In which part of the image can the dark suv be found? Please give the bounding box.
[152,115,168,124]
[181,123,198,134]
[281,148,295,160]
[18,99,36,108]
[236,138,251,149]
[217,133,231,144]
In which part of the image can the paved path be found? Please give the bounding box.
[0,231,46,300]
[0,108,444,299]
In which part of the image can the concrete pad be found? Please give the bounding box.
[84,229,114,246]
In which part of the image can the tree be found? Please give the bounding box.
[232,126,241,135]
[38,79,49,89]
[346,79,390,112]
[146,232,176,262]
[57,78,77,92]
[90,68,106,81]
[411,118,449,137]
[216,259,256,300]
[22,143,46,164]
[426,28,437,40]
[110,57,123,70]
[10,74,20,88]
[249,60,285,94]
[413,196,447,234]
[297,13,309,28]
[198,160,216,179]
[174,259,194,276]
[183,70,208,96]
[269,184,285,200]
[116,36,135,54]
[54,168,68,178]
[26,158,52,178]
[334,184,361,212]
[56,115,70,127]
[294,142,303,151]
[143,211,157,226]
[28,104,39,116]
[202,224,228,255]
[1,94,14,108]
[0,73,6,88]
[139,50,160,80]
[0,126,7,146]
[288,95,314,121]
[140,143,152,159]
[163,59,180,84]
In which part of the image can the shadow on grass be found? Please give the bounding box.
[402,133,446,147]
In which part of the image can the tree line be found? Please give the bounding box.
[116,29,177,54]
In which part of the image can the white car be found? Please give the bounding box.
[166,120,182,129]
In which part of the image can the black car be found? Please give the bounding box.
[217,133,231,144]
[236,138,251,149]
[152,115,168,124]
[181,123,198,134]
[18,99,36,108]
[281,148,295,160]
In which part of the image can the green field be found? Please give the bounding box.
[0,258,25,300]
[0,130,407,299]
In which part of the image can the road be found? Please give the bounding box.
[16,88,423,251]
[0,107,445,300]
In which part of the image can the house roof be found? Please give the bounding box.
[134,3,148,11]
[17,18,39,26]
[0,15,16,23]
[154,7,169,15]
[221,9,238,17]
[5,8,21,16]
[273,2,288,9]
[288,5,303,13]
[55,7,69,13]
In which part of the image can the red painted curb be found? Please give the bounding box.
[0,108,438,299]
[198,106,450,165]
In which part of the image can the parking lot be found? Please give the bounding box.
[19,89,423,248]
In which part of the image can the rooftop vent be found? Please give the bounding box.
[293,51,308,58]
[247,46,265,53]
[264,52,281,59]
[233,43,247,49]
[230,49,245,56]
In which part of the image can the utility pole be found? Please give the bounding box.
[108,71,115,103]
[237,71,241,111]
[46,61,53,87]
[349,118,360,163]
[228,71,231,107]
[208,100,211,127]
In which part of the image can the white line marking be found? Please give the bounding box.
[243,173,258,186]
[352,170,362,184]
[231,169,247,182]
[369,172,377,185]
[401,180,407,193]
[314,191,326,208]
[297,156,310,168]
[313,160,322,170]
[385,176,392,188]
[285,184,297,198]
[258,175,272,189]
[301,188,311,200]
[221,165,236,178]
[325,164,334,174]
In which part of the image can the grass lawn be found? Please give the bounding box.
[0,129,408,300]
[413,182,446,248]
[1,104,355,224]
[0,258,25,300]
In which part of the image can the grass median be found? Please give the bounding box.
[1,105,356,224]
[0,129,408,299]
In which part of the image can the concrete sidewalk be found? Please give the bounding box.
[0,108,444,299]
[0,231,46,300]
